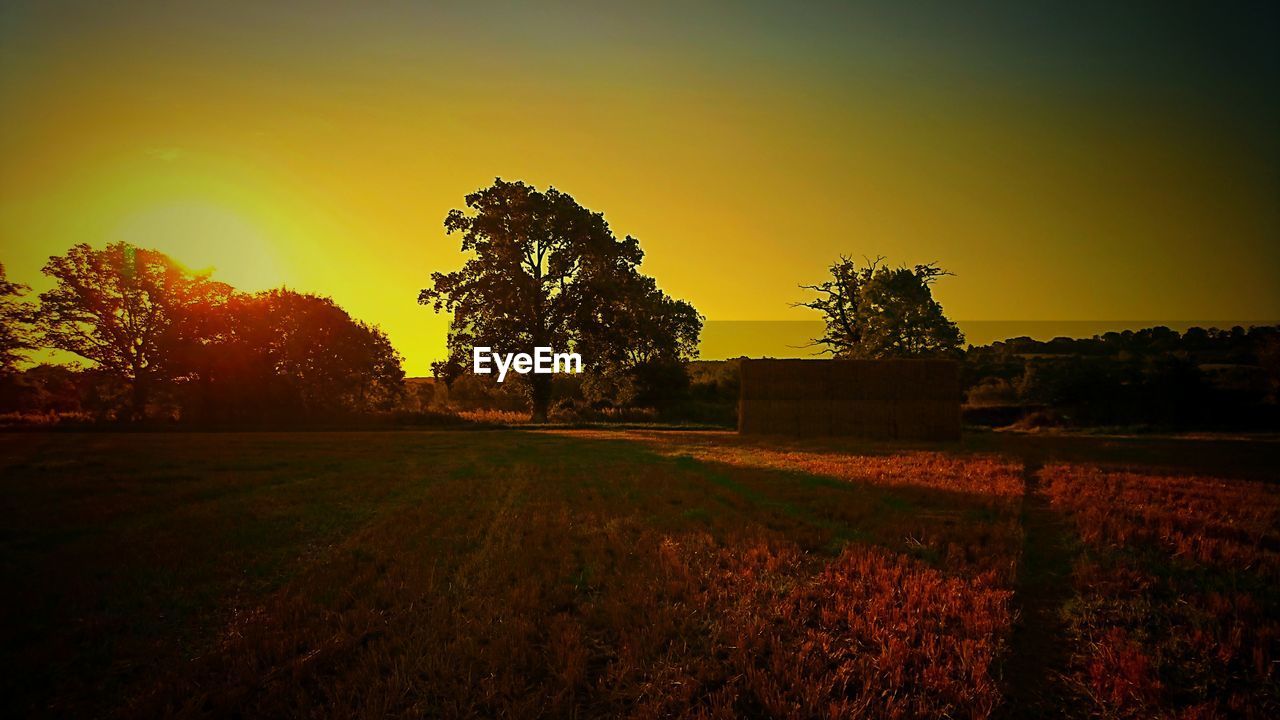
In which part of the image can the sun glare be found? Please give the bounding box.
[112,201,288,291]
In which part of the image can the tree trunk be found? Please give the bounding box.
[130,376,148,422]
[530,373,552,423]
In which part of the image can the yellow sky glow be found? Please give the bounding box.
[2,2,1277,374]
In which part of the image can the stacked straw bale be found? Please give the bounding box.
[738,359,960,440]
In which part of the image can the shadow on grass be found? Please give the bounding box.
[19,428,1251,717]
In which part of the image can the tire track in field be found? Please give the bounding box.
[999,462,1076,718]
[447,469,530,595]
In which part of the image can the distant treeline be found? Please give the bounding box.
[402,323,1279,431]
[4,237,1277,431]
[970,324,1276,362]
[963,324,1280,430]
[5,318,1276,431]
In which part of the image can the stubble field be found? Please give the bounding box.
[0,429,1276,718]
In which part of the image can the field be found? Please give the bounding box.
[1,430,1276,718]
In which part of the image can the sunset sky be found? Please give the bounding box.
[2,1,1277,374]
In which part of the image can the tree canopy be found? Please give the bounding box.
[420,178,701,420]
[799,256,964,359]
[0,263,34,374]
[194,289,404,420]
[31,243,404,421]
[35,243,233,418]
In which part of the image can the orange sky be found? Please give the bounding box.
[2,2,1278,374]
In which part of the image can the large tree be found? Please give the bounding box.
[35,243,232,420]
[180,289,405,421]
[799,256,964,359]
[420,179,701,421]
[0,263,34,375]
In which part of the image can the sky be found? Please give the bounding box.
[2,1,1278,374]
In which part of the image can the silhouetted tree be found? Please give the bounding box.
[190,289,405,420]
[799,256,963,359]
[35,243,232,420]
[575,271,702,409]
[0,262,34,375]
[420,179,701,421]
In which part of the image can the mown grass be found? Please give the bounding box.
[1042,466,1280,718]
[0,429,1274,718]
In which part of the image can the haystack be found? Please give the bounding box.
[739,359,960,440]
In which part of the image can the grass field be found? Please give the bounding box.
[1,430,1276,718]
